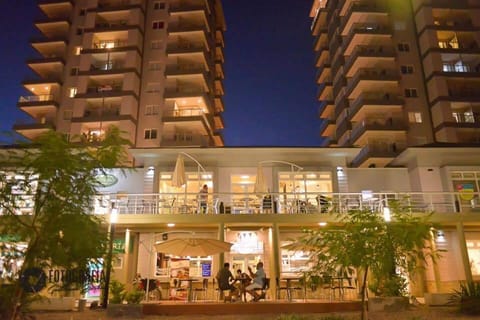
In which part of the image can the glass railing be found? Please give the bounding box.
[89,191,480,216]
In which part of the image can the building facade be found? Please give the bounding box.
[310,0,480,168]
[16,0,226,149]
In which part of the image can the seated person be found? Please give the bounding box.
[216,262,239,300]
[234,269,251,295]
[245,262,266,301]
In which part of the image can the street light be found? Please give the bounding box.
[102,204,118,308]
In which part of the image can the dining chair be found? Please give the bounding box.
[275,277,290,300]
[193,278,209,301]
[253,278,270,300]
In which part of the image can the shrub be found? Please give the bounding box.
[450,281,480,315]
[109,280,126,304]
[125,289,144,304]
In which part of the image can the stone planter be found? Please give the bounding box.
[368,296,409,312]
[424,293,451,306]
[107,303,143,318]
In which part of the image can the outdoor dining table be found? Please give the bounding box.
[179,278,200,302]
[281,277,301,302]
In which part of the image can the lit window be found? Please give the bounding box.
[144,129,158,140]
[408,112,422,123]
[145,105,159,115]
[404,88,418,98]
[152,21,165,30]
[74,46,82,55]
[69,87,77,98]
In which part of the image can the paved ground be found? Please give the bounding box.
[30,306,480,320]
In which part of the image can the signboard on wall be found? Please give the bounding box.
[456,183,475,201]
[201,263,211,277]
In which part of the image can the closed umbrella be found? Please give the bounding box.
[172,154,186,188]
[154,238,233,256]
[254,165,267,196]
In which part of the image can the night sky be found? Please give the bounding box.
[0,1,320,146]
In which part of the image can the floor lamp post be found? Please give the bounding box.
[102,205,118,308]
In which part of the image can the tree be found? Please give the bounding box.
[0,127,129,320]
[288,200,440,320]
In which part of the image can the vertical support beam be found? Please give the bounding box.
[270,223,281,300]
[218,222,225,268]
[429,232,442,292]
[457,222,473,283]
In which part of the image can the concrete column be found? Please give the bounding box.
[218,222,225,268]
[429,232,442,292]
[270,223,281,300]
[456,222,473,283]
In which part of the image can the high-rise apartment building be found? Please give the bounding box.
[16,0,226,149]
[310,0,480,168]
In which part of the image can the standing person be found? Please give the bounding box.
[245,262,266,301]
[198,184,208,213]
[216,262,238,301]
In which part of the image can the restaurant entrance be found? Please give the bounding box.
[231,254,263,275]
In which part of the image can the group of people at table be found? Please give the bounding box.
[215,261,266,302]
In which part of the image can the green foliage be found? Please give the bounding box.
[0,128,129,319]
[450,281,480,315]
[368,274,408,297]
[109,280,126,304]
[287,200,439,320]
[275,315,350,320]
[125,289,144,304]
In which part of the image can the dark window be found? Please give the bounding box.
[154,2,166,9]
[400,65,414,74]
[404,88,418,98]
[152,21,165,29]
[398,43,410,52]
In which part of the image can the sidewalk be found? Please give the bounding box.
[31,306,480,320]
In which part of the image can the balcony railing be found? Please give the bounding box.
[18,95,54,103]
[5,191,478,217]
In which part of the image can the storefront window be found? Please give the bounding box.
[466,232,480,278]
[158,172,213,207]
[280,241,312,275]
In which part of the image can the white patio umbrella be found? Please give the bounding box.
[154,238,233,256]
[253,164,268,196]
[172,154,186,188]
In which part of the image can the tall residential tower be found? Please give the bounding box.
[16,0,226,149]
[311,0,480,168]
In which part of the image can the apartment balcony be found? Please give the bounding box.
[340,2,389,36]
[161,133,210,147]
[84,21,142,34]
[214,113,225,130]
[315,46,329,67]
[438,87,480,103]
[166,43,209,56]
[316,82,333,100]
[430,18,476,33]
[164,87,206,99]
[75,84,138,100]
[342,23,392,56]
[319,118,335,137]
[34,18,70,38]
[30,37,68,58]
[212,132,224,146]
[345,68,400,99]
[333,77,347,99]
[17,95,59,118]
[311,7,328,36]
[313,30,328,51]
[318,100,334,118]
[214,95,224,113]
[349,118,407,145]
[344,45,396,77]
[169,0,209,14]
[26,56,65,79]
[216,29,225,48]
[350,142,405,168]
[78,60,139,77]
[315,63,331,85]
[13,120,56,141]
[215,80,224,97]
[163,108,213,134]
[215,46,225,63]
[22,78,62,97]
[168,22,209,34]
[96,0,144,12]
[71,107,135,125]
[165,63,209,77]
[38,0,73,19]
[81,40,141,54]
[335,117,352,143]
[349,93,404,122]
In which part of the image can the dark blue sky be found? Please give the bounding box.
[0,1,320,146]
